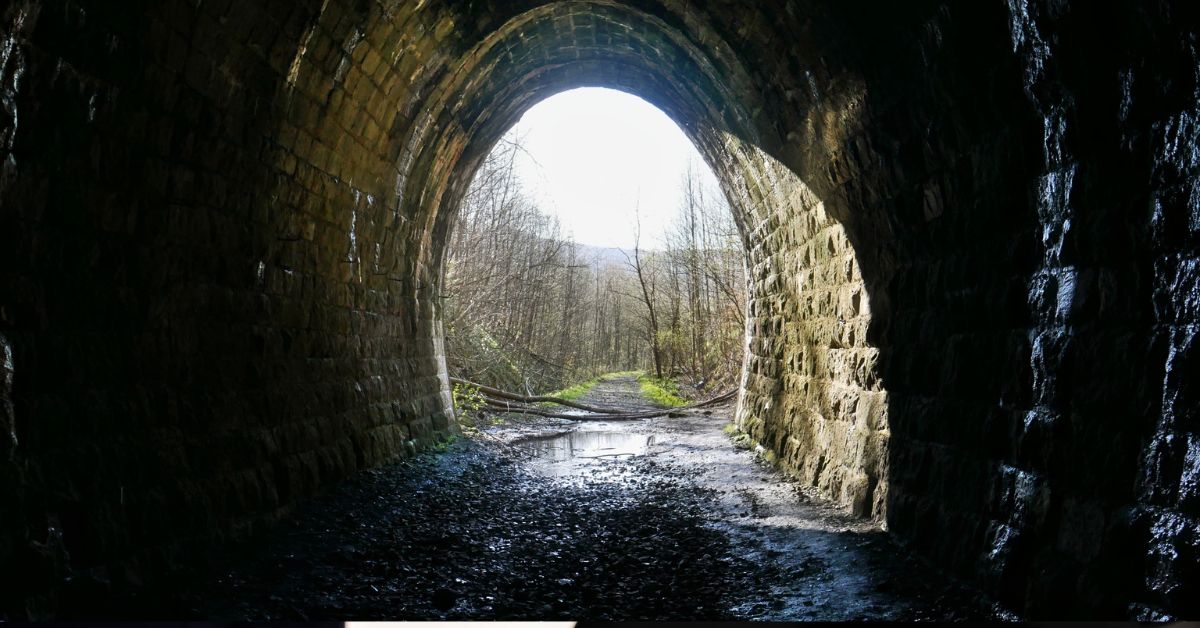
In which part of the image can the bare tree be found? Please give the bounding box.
[626,204,664,379]
[445,136,747,393]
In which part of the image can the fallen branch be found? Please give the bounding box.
[455,376,739,422]
[450,377,634,413]
[454,376,736,412]
[481,403,682,421]
[691,388,738,407]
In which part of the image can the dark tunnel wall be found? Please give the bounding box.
[0,0,1197,619]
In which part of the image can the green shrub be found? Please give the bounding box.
[452,382,486,427]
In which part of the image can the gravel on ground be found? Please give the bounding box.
[86,375,1011,621]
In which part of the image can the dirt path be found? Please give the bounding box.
[109,375,1010,621]
[487,375,1011,621]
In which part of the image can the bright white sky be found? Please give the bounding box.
[503,87,723,249]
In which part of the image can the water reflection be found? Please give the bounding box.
[521,429,657,463]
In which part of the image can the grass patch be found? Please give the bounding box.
[721,421,758,451]
[544,377,602,402]
[637,373,688,407]
[431,435,459,453]
[731,433,754,450]
[544,370,642,402]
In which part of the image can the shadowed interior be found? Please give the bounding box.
[0,0,1197,618]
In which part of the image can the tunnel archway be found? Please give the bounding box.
[434,75,889,519]
[340,0,893,521]
[1,0,1197,619]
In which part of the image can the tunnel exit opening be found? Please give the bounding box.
[440,86,750,399]
[399,1,891,521]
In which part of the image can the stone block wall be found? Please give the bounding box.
[716,138,888,520]
[0,0,461,613]
[0,0,1197,619]
[709,1,1200,617]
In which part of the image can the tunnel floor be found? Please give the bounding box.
[108,376,1011,620]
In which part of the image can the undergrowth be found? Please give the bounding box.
[498,370,690,410]
[723,422,757,452]
[431,435,459,452]
[545,377,602,401]
[545,370,642,401]
[637,373,688,407]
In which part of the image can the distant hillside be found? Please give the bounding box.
[573,243,634,270]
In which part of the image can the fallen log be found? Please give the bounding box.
[480,404,683,421]
[450,377,637,413]
[691,388,738,407]
[481,390,737,421]
[455,376,739,422]
[453,376,736,413]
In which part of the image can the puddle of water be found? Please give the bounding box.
[519,428,657,465]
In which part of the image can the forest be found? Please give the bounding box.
[442,136,748,396]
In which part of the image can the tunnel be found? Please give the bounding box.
[1,0,1198,619]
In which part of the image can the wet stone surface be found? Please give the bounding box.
[113,376,1009,621]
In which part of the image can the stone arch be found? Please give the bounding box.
[367,1,890,517]
[1,0,1197,618]
[254,0,892,525]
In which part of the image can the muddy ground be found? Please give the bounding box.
[81,375,1013,621]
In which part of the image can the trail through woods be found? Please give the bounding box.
[443,138,747,393]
